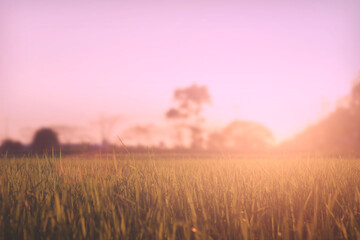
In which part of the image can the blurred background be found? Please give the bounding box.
[0,0,359,154]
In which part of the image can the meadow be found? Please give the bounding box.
[1,153,360,240]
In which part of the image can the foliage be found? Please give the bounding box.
[166,84,211,149]
[0,139,23,155]
[31,128,60,154]
[0,154,360,239]
[207,120,274,152]
[281,76,360,154]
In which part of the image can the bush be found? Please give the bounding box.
[31,128,60,154]
[0,139,23,155]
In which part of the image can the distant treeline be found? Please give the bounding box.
[0,121,275,156]
[2,79,360,156]
[0,84,276,156]
[281,77,360,154]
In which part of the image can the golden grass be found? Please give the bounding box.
[0,153,360,239]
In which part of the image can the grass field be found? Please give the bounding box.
[1,153,360,240]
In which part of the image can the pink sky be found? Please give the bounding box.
[1,0,359,145]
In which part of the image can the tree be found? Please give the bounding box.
[31,128,60,153]
[166,84,211,149]
[349,76,360,114]
[207,120,274,152]
[223,120,274,152]
[0,139,23,155]
[280,75,360,154]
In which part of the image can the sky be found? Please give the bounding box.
[1,0,359,145]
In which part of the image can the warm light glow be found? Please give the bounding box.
[0,1,359,145]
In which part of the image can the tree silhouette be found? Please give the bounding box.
[349,76,360,114]
[223,120,274,152]
[31,128,60,153]
[166,84,211,149]
[0,139,23,155]
[281,75,360,154]
[207,120,274,152]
